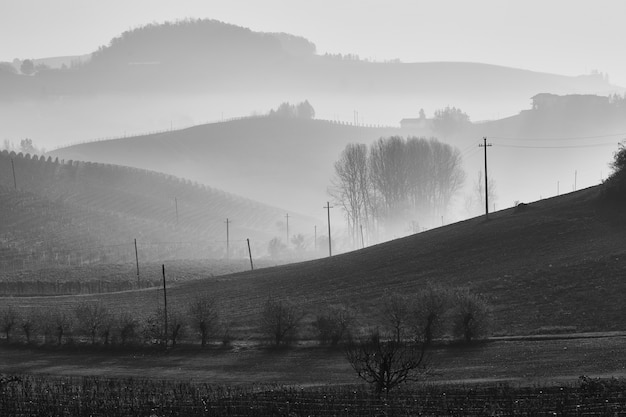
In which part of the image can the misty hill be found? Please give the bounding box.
[50,97,626,232]
[10,183,626,338]
[0,150,316,270]
[1,19,618,99]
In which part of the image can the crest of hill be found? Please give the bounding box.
[1,19,619,98]
[16,183,626,338]
[0,150,307,267]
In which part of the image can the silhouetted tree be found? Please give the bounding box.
[345,331,427,395]
[432,106,470,137]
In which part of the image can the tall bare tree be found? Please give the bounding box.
[330,143,374,247]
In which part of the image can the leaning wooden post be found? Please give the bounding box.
[247,238,254,270]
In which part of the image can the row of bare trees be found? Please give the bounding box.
[330,136,465,245]
[0,295,221,348]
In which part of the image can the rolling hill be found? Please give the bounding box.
[5,182,626,338]
[0,150,317,272]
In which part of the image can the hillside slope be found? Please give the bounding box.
[0,150,316,270]
[7,184,626,337]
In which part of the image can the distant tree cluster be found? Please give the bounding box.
[432,106,471,137]
[330,136,465,245]
[268,100,315,119]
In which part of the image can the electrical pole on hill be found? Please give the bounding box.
[479,137,492,219]
[11,158,16,190]
[174,197,179,226]
[285,213,290,246]
[324,202,334,257]
[225,218,231,261]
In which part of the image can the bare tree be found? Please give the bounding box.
[345,331,427,395]
[260,296,303,346]
[1,307,19,342]
[74,302,110,345]
[52,309,73,345]
[21,312,37,344]
[331,136,465,238]
[382,292,410,343]
[117,312,139,346]
[330,143,374,247]
[188,295,220,347]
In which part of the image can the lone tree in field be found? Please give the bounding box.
[188,295,220,347]
[260,296,303,346]
[345,331,427,395]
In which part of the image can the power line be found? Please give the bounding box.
[496,142,617,149]
[490,132,626,141]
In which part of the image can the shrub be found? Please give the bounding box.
[313,304,354,346]
[451,289,492,342]
[260,296,303,346]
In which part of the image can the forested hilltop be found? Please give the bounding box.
[0,19,617,99]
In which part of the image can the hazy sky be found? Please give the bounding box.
[2,0,626,86]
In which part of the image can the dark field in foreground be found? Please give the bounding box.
[2,372,626,416]
[2,334,626,386]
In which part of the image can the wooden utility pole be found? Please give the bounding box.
[360,224,365,249]
[10,158,16,190]
[324,202,333,256]
[225,218,231,260]
[285,213,290,245]
[479,137,492,219]
[174,197,179,226]
[134,239,140,283]
[162,264,168,348]
[247,238,254,270]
